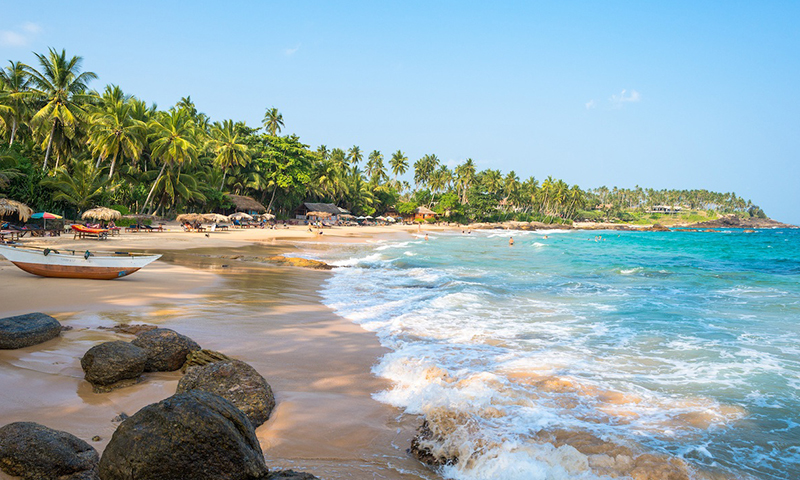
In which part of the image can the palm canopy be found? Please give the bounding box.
[88,101,146,179]
[262,107,284,136]
[0,60,33,145]
[211,119,250,190]
[23,48,97,171]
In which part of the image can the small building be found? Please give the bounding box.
[383,206,400,218]
[409,206,438,222]
[294,202,350,221]
[226,194,267,215]
[649,205,682,214]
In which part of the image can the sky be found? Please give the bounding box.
[2,1,799,223]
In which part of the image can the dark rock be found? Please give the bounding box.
[409,420,457,467]
[649,224,670,232]
[80,341,147,388]
[97,324,157,335]
[0,422,99,480]
[267,470,320,480]
[0,313,62,349]
[177,360,275,427]
[267,255,333,270]
[99,391,268,480]
[181,349,232,372]
[130,328,201,372]
[690,214,797,229]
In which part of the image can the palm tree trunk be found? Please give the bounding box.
[108,152,118,179]
[142,162,168,214]
[42,123,56,171]
[266,186,278,213]
[9,119,16,146]
[220,169,227,191]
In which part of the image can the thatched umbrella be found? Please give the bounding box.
[82,207,122,222]
[259,213,276,221]
[228,212,253,221]
[203,213,230,223]
[0,198,33,223]
[176,213,204,223]
[307,211,332,218]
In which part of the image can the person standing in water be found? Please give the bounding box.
[509,237,514,246]
[425,234,429,241]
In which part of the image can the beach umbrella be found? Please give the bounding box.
[229,212,253,221]
[306,211,332,218]
[259,213,276,221]
[356,216,366,220]
[31,211,62,229]
[0,199,33,223]
[386,217,397,223]
[203,213,230,223]
[82,207,122,222]
[365,215,374,219]
[176,213,203,223]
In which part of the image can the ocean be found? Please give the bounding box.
[317,228,800,479]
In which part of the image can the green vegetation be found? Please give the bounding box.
[0,49,767,224]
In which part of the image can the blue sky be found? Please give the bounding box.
[2,1,799,222]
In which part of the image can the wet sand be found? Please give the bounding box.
[0,228,434,479]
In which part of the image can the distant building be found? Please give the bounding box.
[225,194,267,215]
[294,202,350,221]
[649,205,682,214]
[407,206,438,221]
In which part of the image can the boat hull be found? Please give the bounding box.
[0,245,160,280]
[9,261,142,280]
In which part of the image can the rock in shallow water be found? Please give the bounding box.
[0,422,99,480]
[80,341,147,388]
[0,312,62,349]
[131,328,201,372]
[267,471,320,480]
[177,359,275,427]
[99,391,268,480]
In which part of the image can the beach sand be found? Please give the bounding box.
[0,224,440,479]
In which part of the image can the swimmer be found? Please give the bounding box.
[424,234,429,241]
[543,235,548,239]
[509,237,514,246]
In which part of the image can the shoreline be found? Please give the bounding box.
[0,227,431,479]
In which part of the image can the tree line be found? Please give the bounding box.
[0,48,764,223]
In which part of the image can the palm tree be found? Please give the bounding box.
[348,145,362,167]
[263,107,284,135]
[316,144,329,160]
[87,101,146,179]
[454,158,476,204]
[0,61,32,146]
[389,150,408,186]
[210,119,250,190]
[414,154,439,190]
[366,150,386,183]
[141,109,197,214]
[23,48,97,171]
[43,160,109,213]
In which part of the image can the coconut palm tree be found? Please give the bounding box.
[263,107,284,136]
[0,61,32,146]
[389,150,408,186]
[348,145,362,167]
[87,101,146,179]
[454,158,476,204]
[210,119,250,190]
[23,48,97,171]
[141,109,197,214]
[43,159,109,213]
[366,150,386,184]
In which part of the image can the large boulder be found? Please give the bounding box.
[0,422,99,480]
[0,313,62,349]
[177,360,275,427]
[99,391,268,480]
[131,328,201,372]
[80,341,147,388]
[267,471,320,480]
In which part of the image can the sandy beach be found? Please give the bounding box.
[0,224,442,479]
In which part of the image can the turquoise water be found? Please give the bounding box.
[319,229,800,479]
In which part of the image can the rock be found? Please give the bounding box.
[268,256,333,270]
[0,312,62,349]
[177,360,275,427]
[409,420,457,467]
[97,324,157,335]
[649,223,670,232]
[80,341,147,388]
[181,349,232,372]
[0,422,99,480]
[690,214,796,229]
[131,328,201,372]
[99,391,268,480]
[267,471,320,480]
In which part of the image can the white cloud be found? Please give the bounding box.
[0,22,41,47]
[585,99,597,110]
[610,89,641,106]
[284,44,300,56]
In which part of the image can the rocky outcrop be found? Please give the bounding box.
[0,422,99,480]
[409,420,457,467]
[80,341,147,390]
[0,313,62,349]
[689,215,796,229]
[267,471,321,480]
[268,256,333,270]
[131,328,201,372]
[649,223,670,232]
[99,391,268,480]
[177,360,275,427]
[97,324,157,335]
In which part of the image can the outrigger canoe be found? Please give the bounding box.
[0,244,161,279]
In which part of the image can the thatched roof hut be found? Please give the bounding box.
[176,213,204,223]
[225,194,266,214]
[82,207,122,221]
[0,199,33,222]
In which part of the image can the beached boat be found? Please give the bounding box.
[0,244,161,279]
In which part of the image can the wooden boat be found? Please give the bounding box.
[0,244,161,279]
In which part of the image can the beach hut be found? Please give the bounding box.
[0,199,33,223]
[225,194,267,215]
[82,207,122,222]
[294,202,349,221]
[413,206,437,221]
